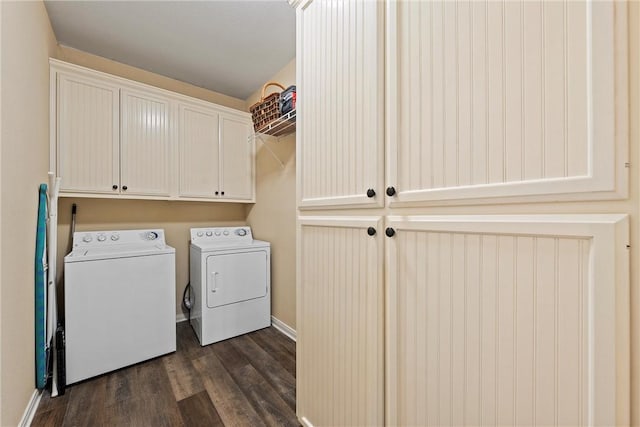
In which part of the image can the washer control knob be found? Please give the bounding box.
[82,234,93,243]
[197,231,204,237]
[206,231,213,237]
[223,230,229,236]
[215,230,221,236]
[110,233,120,241]
[97,234,107,242]
[236,228,247,236]
[146,231,158,241]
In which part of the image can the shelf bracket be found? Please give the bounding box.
[250,133,286,169]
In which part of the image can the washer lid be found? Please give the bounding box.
[65,243,175,263]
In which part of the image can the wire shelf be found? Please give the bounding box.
[255,109,296,138]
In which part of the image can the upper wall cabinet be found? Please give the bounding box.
[50,59,254,203]
[297,0,385,209]
[219,114,254,200]
[55,71,120,194]
[177,101,254,201]
[120,88,172,197]
[178,102,220,199]
[386,0,629,205]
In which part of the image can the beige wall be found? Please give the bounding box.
[0,1,58,425]
[52,48,250,320]
[245,59,297,329]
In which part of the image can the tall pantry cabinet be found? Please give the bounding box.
[296,1,631,426]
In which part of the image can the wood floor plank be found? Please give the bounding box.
[248,330,296,377]
[163,349,205,401]
[103,397,184,427]
[229,362,300,427]
[232,334,297,410]
[193,352,266,427]
[61,376,107,427]
[104,364,139,407]
[210,339,251,372]
[177,391,225,427]
[261,327,296,356]
[31,406,66,427]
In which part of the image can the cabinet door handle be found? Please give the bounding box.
[386,186,396,197]
[122,185,128,191]
[385,227,395,237]
[366,188,376,198]
[367,227,376,236]
[112,185,118,190]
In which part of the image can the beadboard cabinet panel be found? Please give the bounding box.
[219,115,254,201]
[178,103,220,198]
[297,217,384,427]
[386,215,630,427]
[387,0,628,205]
[120,89,172,196]
[297,0,384,209]
[56,72,120,194]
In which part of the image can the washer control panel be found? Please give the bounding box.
[72,229,166,248]
[190,227,253,244]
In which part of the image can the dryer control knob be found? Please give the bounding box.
[215,231,221,236]
[223,230,229,236]
[197,231,204,237]
[97,234,107,242]
[111,233,120,241]
[206,231,213,237]
[82,234,93,243]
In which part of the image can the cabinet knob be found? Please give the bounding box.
[366,188,376,198]
[367,227,376,236]
[385,227,395,237]
[122,185,128,191]
[386,186,396,197]
[221,191,225,196]
[215,191,219,195]
[112,185,118,190]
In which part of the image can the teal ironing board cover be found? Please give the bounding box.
[35,184,47,389]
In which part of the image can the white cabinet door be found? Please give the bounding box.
[297,216,384,427]
[178,103,220,199]
[219,114,253,201]
[297,0,384,209]
[56,72,120,193]
[385,215,629,427]
[386,0,628,205]
[120,89,172,196]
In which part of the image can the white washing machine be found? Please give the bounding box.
[190,226,270,346]
[64,229,176,384]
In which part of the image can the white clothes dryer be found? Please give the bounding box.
[64,229,176,384]
[189,226,270,346]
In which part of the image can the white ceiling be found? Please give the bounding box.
[44,1,296,100]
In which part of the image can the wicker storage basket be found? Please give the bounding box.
[249,82,285,131]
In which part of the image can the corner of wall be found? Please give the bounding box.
[245,58,297,329]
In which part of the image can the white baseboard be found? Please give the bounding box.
[299,416,314,427]
[176,313,188,323]
[18,389,42,427]
[271,316,296,342]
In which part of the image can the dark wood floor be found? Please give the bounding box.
[32,322,299,427]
